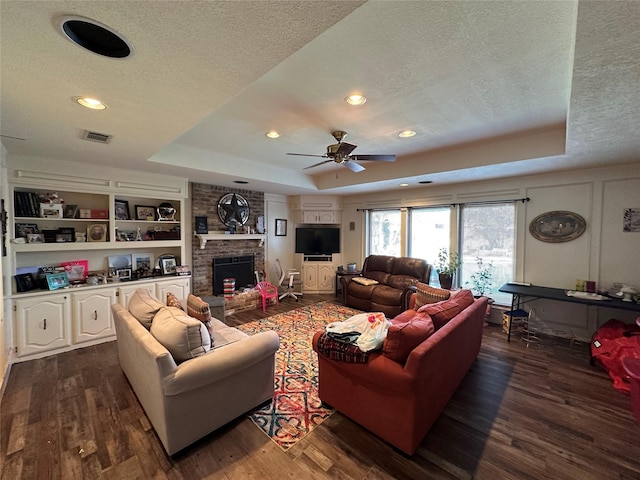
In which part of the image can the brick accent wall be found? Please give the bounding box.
[191,183,265,296]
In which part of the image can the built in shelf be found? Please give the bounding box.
[195,232,266,249]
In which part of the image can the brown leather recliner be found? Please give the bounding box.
[341,255,432,318]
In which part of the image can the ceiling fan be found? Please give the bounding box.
[287,130,396,173]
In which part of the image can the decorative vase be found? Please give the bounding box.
[438,273,453,290]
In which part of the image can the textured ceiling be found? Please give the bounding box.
[1,1,638,195]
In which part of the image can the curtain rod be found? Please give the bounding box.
[356,196,530,212]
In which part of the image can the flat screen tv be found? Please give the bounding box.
[295,227,340,255]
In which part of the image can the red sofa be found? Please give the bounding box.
[312,290,487,455]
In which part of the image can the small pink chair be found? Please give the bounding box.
[256,281,278,312]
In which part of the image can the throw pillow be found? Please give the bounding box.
[128,288,164,329]
[166,292,184,310]
[382,313,435,364]
[151,307,211,362]
[186,293,214,339]
[186,294,212,322]
[352,277,379,286]
[413,283,450,310]
[392,308,419,325]
[418,289,474,329]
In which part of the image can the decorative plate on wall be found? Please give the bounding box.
[217,193,249,227]
[529,210,586,243]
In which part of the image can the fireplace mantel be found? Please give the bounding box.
[195,232,266,249]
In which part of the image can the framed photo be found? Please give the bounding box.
[15,223,39,239]
[46,272,70,291]
[135,205,156,221]
[55,232,74,243]
[40,203,63,218]
[27,233,44,243]
[275,218,287,236]
[114,199,130,220]
[87,224,107,242]
[195,215,209,234]
[132,252,154,271]
[15,273,38,292]
[117,268,132,280]
[160,257,177,275]
[108,254,132,271]
[63,204,78,218]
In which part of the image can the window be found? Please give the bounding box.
[409,207,451,285]
[459,203,515,305]
[368,210,401,256]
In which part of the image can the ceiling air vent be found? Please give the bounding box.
[82,130,112,144]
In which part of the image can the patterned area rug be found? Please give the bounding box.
[236,301,361,450]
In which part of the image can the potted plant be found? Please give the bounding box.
[435,248,461,289]
[467,257,494,298]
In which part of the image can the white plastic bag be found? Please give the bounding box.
[326,312,390,352]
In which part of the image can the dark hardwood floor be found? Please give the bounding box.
[2,294,639,479]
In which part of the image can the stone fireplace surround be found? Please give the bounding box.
[191,183,265,298]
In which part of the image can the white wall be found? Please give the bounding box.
[342,163,640,341]
[265,193,294,284]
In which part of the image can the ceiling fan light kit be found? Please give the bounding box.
[287,130,396,173]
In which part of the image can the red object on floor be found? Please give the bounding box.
[591,319,640,393]
[255,281,278,312]
[622,357,640,421]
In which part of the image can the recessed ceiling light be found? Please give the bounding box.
[399,130,416,138]
[400,183,409,187]
[266,131,280,138]
[60,15,132,58]
[74,97,107,110]
[345,94,367,106]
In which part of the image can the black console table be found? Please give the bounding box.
[499,283,640,342]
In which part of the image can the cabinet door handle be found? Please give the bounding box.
[93,310,98,321]
[43,318,47,330]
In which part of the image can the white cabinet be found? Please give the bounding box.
[302,263,335,294]
[11,276,191,361]
[117,283,156,306]
[116,277,190,305]
[14,294,71,358]
[72,289,117,344]
[295,210,341,224]
[156,277,191,303]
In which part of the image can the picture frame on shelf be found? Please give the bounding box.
[108,254,132,271]
[135,205,156,221]
[275,218,287,236]
[117,268,132,280]
[40,203,63,218]
[27,233,44,243]
[195,216,208,234]
[114,199,130,220]
[46,272,70,291]
[15,273,37,292]
[87,224,107,242]
[15,223,39,239]
[132,252,154,272]
[63,204,78,218]
[55,232,74,243]
[159,256,177,275]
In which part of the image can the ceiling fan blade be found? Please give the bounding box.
[344,160,365,173]
[287,153,328,158]
[303,159,334,170]
[351,154,396,162]
[336,142,357,156]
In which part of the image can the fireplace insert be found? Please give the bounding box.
[212,255,255,296]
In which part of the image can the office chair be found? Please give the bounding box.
[276,258,303,301]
